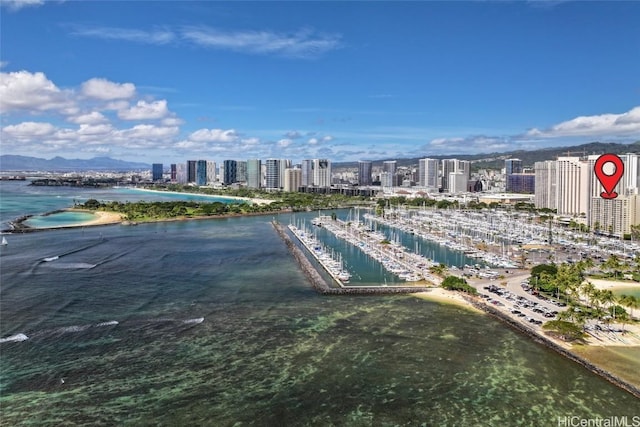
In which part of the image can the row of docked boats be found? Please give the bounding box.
[288,223,352,284]
[313,215,438,284]
[363,212,518,269]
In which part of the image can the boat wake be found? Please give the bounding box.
[44,262,97,269]
[2,317,203,344]
[0,333,29,343]
[95,320,119,327]
[183,317,205,324]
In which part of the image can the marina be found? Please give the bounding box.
[307,215,440,285]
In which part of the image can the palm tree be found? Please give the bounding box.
[607,254,625,279]
[581,281,596,307]
[620,295,639,320]
[599,289,617,321]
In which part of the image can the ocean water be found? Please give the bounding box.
[1,182,639,425]
[24,211,98,228]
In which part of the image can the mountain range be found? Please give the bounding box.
[1,141,639,172]
[0,155,150,172]
[335,141,640,170]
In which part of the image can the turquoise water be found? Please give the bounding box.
[614,287,640,299]
[1,181,639,425]
[24,211,98,228]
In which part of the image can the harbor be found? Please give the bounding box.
[307,215,440,285]
[273,221,432,295]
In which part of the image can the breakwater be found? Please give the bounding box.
[463,294,640,399]
[272,221,431,295]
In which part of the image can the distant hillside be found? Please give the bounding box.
[0,155,151,172]
[335,141,640,170]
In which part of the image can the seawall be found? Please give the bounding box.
[462,294,640,399]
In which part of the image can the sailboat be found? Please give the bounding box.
[1,236,7,246]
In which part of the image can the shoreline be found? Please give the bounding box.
[589,278,640,291]
[413,288,483,313]
[125,187,274,205]
[6,208,290,233]
[411,284,640,397]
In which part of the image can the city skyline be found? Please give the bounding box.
[1,1,639,163]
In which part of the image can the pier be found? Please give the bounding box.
[272,221,432,295]
[310,215,440,285]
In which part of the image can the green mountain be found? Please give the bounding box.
[334,141,640,171]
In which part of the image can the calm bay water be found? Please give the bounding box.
[1,181,638,425]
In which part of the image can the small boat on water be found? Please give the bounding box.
[1,236,7,246]
[43,256,59,262]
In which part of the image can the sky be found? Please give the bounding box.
[1,0,639,164]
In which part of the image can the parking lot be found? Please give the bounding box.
[465,270,568,331]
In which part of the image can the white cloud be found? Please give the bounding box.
[181,26,341,58]
[308,137,319,145]
[527,106,640,138]
[81,78,136,100]
[70,25,176,45]
[77,123,113,136]
[189,128,238,143]
[161,117,185,127]
[424,135,511,154]
[1,0,44,11]
[285,130,302,139]
[118,100,170,120]
[0,70,75,114]
[123,124,178,139]
[277,138,293,148]
[68,111,108,125]
[2,121,56,138]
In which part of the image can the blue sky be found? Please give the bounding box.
[1,0,639,164]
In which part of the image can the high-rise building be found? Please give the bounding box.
[441,159,469,192]
[505,159,524,192]
[284,167,302,192]
[588,154,640,237]
[176,163,187,184]
[301,159,313,187]
[506,173,535,194]
[206,161,216,184]
[170,164,177,182]
[448,172,468,194]
[358,161,372,186]
[457,160,471,179]
[505,158,523,175]
[223,160,237,185]
[382,161,397,188]
[196,160,207,186]
[236,161,247,183]
[247,159,261,189]
[187,160,197,183]
[312,159,332,188]
[534,161,557,210]
[418,158,438,190]
[266,159,281,189]
[556,157,590,217]
[152,163,163,181]
[440,159,456,192]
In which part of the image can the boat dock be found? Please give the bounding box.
[311,215,440,286]
[273,221,432,295]
[287,223,349,288]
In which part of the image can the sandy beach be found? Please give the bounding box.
[64,209,125,227]
[126,187,274,205]
[414,288,482,312]
[589,278,640,291]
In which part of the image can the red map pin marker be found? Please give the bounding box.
[594,153,624,199]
